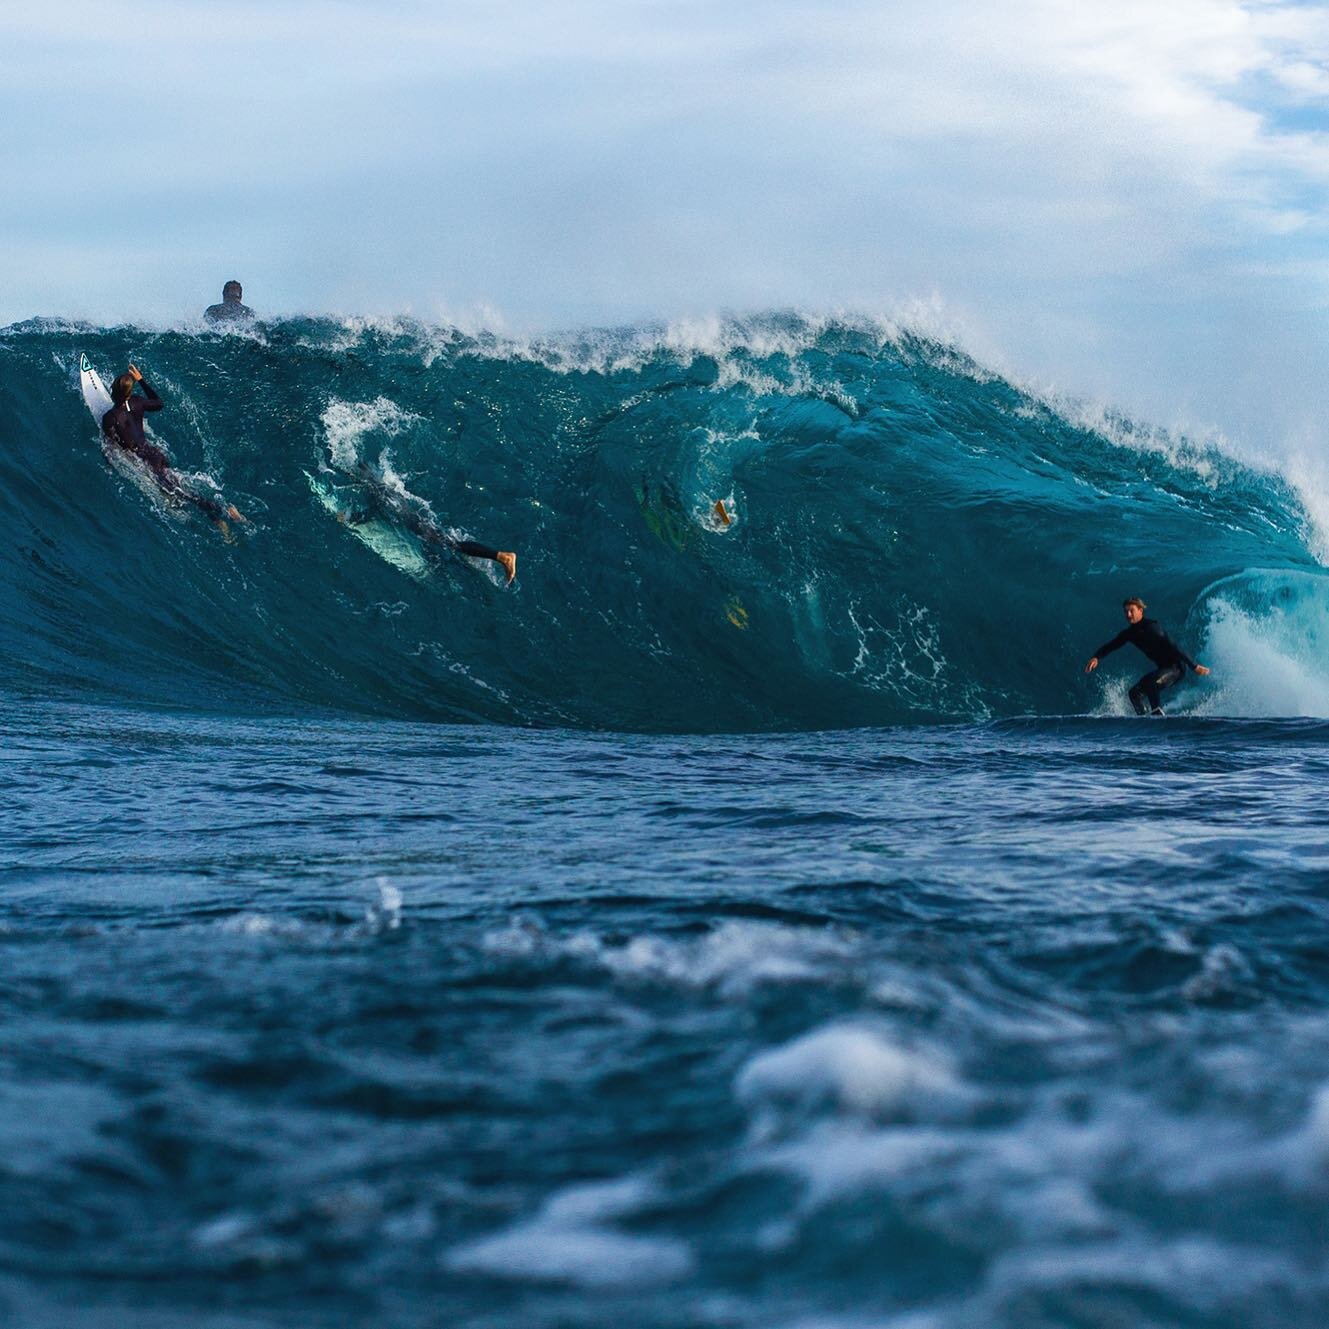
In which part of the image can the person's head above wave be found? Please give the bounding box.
[204,279,253,323]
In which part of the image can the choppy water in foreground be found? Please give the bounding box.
[4,699,1328,1328]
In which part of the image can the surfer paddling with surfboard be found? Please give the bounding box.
[342,464,516,584]
[101,365,245,536]
[1085,597,1210,715]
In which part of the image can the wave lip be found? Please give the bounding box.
[2,313,1324,729]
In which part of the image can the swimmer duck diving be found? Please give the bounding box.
[1085,597,1211,715]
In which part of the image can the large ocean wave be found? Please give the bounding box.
[2,312,1324,729]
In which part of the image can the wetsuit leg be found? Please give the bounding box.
[187,493,226,522]
[150,463,224,522]
[1129,665,1184,715]
[449,539,501,560]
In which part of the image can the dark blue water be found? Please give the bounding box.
[5,698,1329,1328]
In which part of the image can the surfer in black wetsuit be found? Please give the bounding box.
[342,464,517,584]
[204,280,253,323]
[101,365,245,533]
[1085,597,1211,715]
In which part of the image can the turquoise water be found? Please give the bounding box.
[3,315,1329,1327]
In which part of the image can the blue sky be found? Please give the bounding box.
[4,0,1329,452]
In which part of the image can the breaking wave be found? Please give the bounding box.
[2,312,1324,728]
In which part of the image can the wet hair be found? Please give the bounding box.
[1123,597,1146,612]
[223,280,242,301]
[111,373,135,405]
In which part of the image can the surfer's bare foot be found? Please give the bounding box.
[497,551,516,584]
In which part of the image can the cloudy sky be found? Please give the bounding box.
[4,0,1328,450]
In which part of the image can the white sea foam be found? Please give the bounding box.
[445,1177,692,1288]
[736,1025,959,1122]
[364,878,402,933]
[753,1121,965,1204]
[320,397,420,470]
[1193,580,1329,718]
[482,918,861,996]
[986,1235,1311,1315]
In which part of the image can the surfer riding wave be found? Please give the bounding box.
[1085,597,1211,715]
[101,365,245,535]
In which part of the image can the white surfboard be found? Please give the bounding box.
[307,471,432,580]
[79,352,113,420]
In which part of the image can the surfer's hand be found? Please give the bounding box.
[1085,658,1098,673]
[1194,664,1211,676]
[127,363,143,382]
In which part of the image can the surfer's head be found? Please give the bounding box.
[111,373,135,405]
[223,280,243,303]
[1122,597,1145,623]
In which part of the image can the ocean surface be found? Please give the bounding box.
[3,314,1329,1327]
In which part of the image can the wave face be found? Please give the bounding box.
[2,314,1324,729]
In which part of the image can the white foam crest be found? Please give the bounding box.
[1053,395,1222,482]
[482,918,861,996]
[1180,942,1255,1001]
[754,1121,965,1205]
[736,1025,959,1123]
[319,397,420,470]
[445,1176,692,1289]
[456,308,911,381]
[375,452,427,507]
[220,911,310,940]
[987,1234,1310,1314]
[219,879,404,943]
[1280,450,1329,564]
[364,878,402,933]
[1193,591,1329,718]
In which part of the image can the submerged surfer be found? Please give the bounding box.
[204,280,253,323]
[101,365,245,534]
[1084,597,1210,715]
[342,465,516,584]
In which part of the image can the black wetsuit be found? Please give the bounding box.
[100,381,225,521]
[1094,618,1197,714]
[347,467,500,562]
[204,298,254,323]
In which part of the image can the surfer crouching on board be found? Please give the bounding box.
[343,464,516,584]
[1084,597,1210,715]
[101,365,245,535]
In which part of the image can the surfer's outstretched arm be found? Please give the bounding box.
[1086,628,1128,671]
